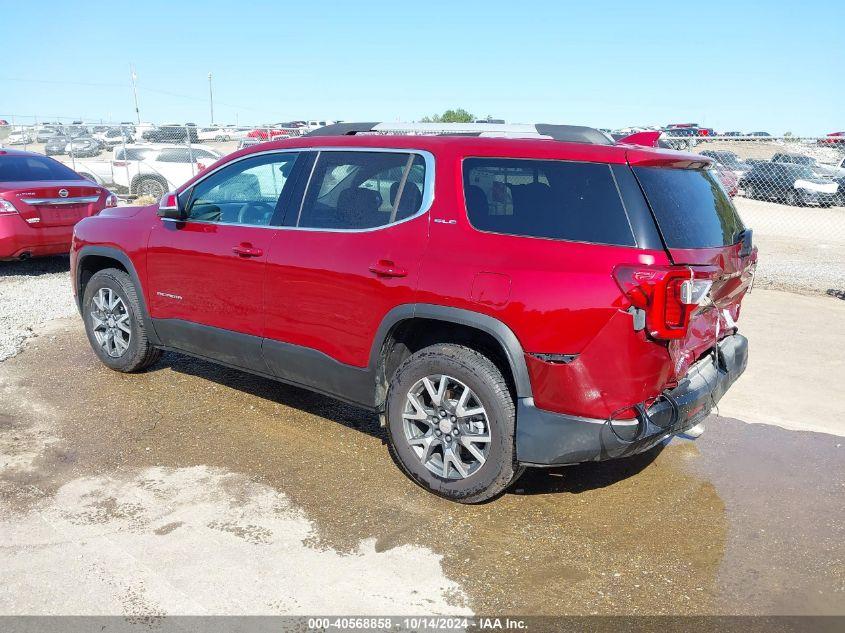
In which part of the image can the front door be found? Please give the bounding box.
[146,150,302,371]
[262,149,432,399]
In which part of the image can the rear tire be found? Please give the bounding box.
[82,268,161,373]
[133,177,167,200]
[385,344,522,503]
[786,189,801,207]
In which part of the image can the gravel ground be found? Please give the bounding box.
[0,257,77,361]
[732,198,845,296]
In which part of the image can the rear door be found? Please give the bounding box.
[145,150,302,372]
[631,163,756,375]
[262,149,431,387]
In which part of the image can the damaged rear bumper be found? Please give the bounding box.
[516,333,748,466]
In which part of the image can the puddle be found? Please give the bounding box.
[1,319,842,615]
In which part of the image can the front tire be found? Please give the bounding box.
[82,268,161,372]
[386,344,522,503]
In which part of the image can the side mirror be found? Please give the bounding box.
[157,191,185,220]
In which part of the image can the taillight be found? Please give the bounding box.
[614,265,716,340]
[1,199,19,215]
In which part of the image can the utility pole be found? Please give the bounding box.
[130,64,140,124]
[208,72,214,125]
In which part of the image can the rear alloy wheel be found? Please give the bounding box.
[786,188,800,207]
[402,374,492,480]
[386,344,521,503]
[136,178,166,200]
[744,183,756,199]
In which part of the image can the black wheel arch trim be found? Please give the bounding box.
[369,303,533,400]
[76,245,161,346]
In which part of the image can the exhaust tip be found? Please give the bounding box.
[18,252,31,261]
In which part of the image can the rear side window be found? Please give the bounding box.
[463,158,635,246]
[634,167,744,248]
[0,155,83,182]
[297,151,427,230]
[116,148,157,161]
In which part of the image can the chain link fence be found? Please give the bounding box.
[1,118,843,295]
[0,118,308,201]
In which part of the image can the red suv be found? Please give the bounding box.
[70,123,755,503]
[1,149,116,260]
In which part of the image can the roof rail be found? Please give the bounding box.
[305,122,613,145]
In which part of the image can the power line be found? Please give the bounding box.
[0,76,261,113]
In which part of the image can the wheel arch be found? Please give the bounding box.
[76,245,161,346]
[370,304,532,409]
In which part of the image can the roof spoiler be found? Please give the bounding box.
[305,122,614,146]
[615,131,662,147]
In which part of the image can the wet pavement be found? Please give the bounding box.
[1,319,843,615]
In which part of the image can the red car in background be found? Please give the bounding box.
[247,128,291,141]
[1,149,116,260]
[715,164,739,196]
[818,132,844,146]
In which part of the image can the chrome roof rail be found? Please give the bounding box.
[305,122,614,145]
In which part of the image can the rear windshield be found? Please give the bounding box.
[0,155,83,182]
[633,167,744,248]
[463,158,635,246]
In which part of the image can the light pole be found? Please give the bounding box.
[130,64,140,124]
[208,72,214,125]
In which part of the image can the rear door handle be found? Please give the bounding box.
[232,243,263,258]
[369,259,407,278]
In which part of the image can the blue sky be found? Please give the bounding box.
[3,0,843,134]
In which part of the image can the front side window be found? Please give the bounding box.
[184,152,300,226]
[463,158,635,246]
[297,151,427,230]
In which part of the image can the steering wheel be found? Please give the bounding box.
[237,201,276,225]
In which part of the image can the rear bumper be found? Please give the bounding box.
[0,215,74,260]
[516,333,748,466]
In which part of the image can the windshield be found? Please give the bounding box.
[0,155,84,182]
[633,167,745,249]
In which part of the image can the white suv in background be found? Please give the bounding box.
[111,144,221,198]
[198,126,234,142]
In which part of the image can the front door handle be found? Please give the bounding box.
[369,259,407,278]
[232,243,263,258]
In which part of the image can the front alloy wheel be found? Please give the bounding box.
[403,374,492,480]
[90,287,131,357]
[82,268,162,373]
